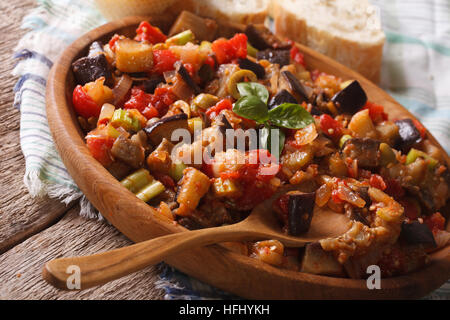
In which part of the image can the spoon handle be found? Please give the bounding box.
[43,223,261,290]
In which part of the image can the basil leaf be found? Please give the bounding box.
[233,95,269,123]
[237,82,269,104]
[268,103,314,129]
[259,125,285,159]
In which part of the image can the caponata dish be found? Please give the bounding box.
[70,11,449,279]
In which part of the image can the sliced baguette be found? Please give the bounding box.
[168,0,271,24]
[94,0,178,21]
[272,0,385,83]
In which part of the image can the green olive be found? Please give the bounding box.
[226,69,258,99]
[191,93,219,111]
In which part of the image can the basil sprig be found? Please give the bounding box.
[232,82,314,157]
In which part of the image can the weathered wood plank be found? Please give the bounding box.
[0,207,166,299]
[0,0,74,254]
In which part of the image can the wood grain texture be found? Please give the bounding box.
[46,15,450,299]
[42,197,350,290]
[0,0,74,254]
[0,1,165,300]
[0,207,165,300]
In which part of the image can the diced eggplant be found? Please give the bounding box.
[331,80,367,114]
[395,119,422,152]
[144,114,189,146]
[72,53,113,87]
[111,136,145,169]
[341,138,381,168]
[281,71,312,103]
[177,62,201,95]
[300,242,345,276]
[146,138,174,176]
[198,63,215,86]
[400,221,437,248]
[268,89,298,110]
[257,49,291,68]
[168,11,218,42]
[215,113,233,135]
[140,74,165,94]
[286,191,316,236]
[237,58,265,79]
[346,206,370,226]
[245,24,290,50]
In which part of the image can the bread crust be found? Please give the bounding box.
[272,1,384,83]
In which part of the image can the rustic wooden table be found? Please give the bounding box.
[0,1,165,300]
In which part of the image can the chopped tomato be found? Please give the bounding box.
[412,119,427,139]
[108,34,121,51]
[124,88,152,113]
[362,101,388,123]
[150,87,176,116]
[152,49,179,75]
[319,114,343,139]
[205,99,233,118]
[211,33,247,64]
[424,212,446,233]
[134,21,167,44]
[86,133,115,167]
[153,173,175,188]
[369,174,387,191]
[290,46,305,67]
[141,105,159,119]
[72,85,102,119]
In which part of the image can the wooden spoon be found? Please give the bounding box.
[42,189,350,290]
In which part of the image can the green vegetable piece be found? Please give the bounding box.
[379,143,397,166]
[237,82,269,104]
[136,180,165,203]
[268,103,314,129]
[406,148,438,170]
[166,29,195,46]
[247,43,258,58]
[233,95,269,123]
[339,134,352,148]
[170,161,187,181]
[111,109,139,131]
[199,41,212,52]
[121,168,153,194]
[191,93,219,110]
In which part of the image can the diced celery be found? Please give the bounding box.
[339,134,352,148]
[105,123,121,139]
[120,168,153,193]
[212,177,241,198]
[247,43,258,58]
[111,109,141,132]
[170,161,187,181]
[379,143,397,166]
[166,30,195,46]
[406,148,438,170]
[136,180,165,202]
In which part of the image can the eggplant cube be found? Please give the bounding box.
[300,242,344,276]
[395,119,422,152]
[72,53,113,87]
[331,80,367,114]
[238,58,266,79]
[400,221,437,248]
[287,191,316,236]
[144,114,189,146]
[257,49,291,67]
[281,71,311,103]
[268,89,298,110]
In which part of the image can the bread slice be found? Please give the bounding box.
[169,0,271,24]
[272,0,385,83]
[94,0,178,21]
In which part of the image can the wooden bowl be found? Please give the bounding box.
[46,15,450,299]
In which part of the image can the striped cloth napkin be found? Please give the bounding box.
[12,0,450,299]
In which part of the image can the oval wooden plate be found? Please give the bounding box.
[46,15,450,299]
